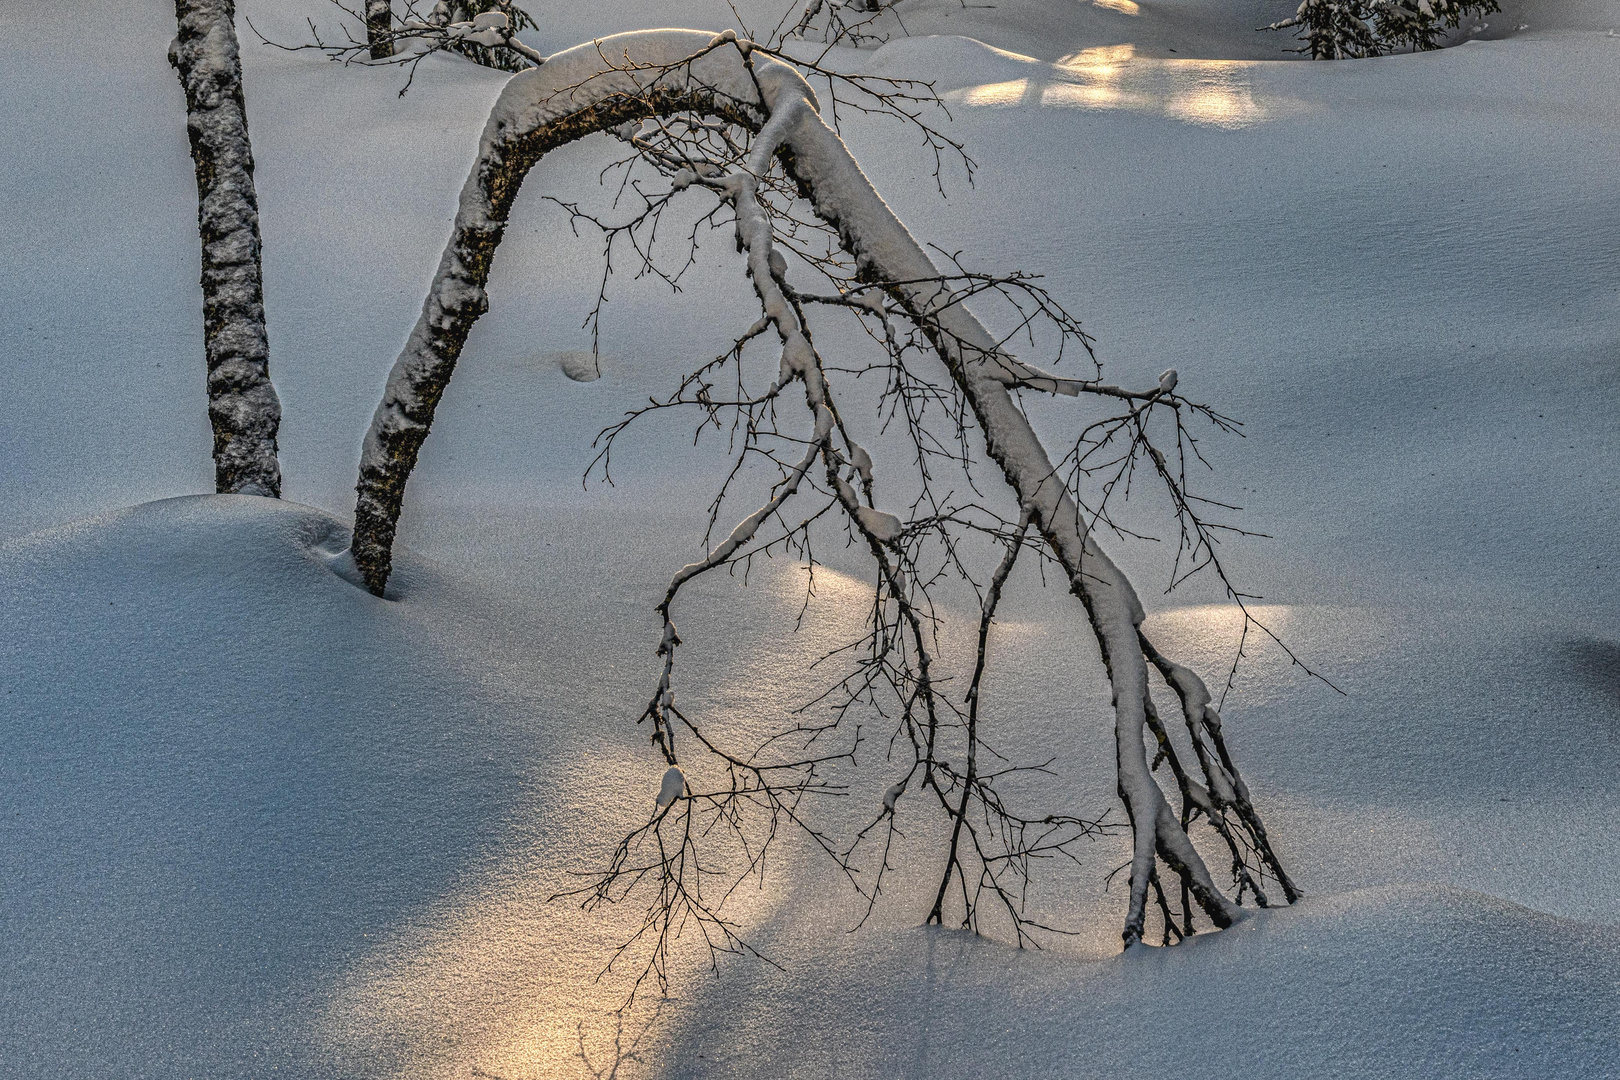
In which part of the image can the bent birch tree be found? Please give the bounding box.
[346,30,1298,960]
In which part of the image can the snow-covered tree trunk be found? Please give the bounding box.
[346,40,769,595]
[169,0,283,497]
[349,31,1292,945]
[367,0,395,59]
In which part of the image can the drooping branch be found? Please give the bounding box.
[170,0,283,497]
[268,2,546,82]
[748,64,1248,943]
[348,30,1291,947]
[1141,632,1299,905]
[927,507,1028,926]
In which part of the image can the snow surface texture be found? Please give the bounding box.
[3,0,1620,1077]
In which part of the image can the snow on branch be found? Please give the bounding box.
[787,0,894,50]
[255,1,545,93]
[348,29,1301,977]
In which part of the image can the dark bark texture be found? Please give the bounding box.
[170,0,283,497]
[367,0,394,59]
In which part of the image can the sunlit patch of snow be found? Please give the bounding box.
[767,560,874,606]
[1162,77,1266,129]
[950,44,1300,128]
[957,77,1034,107]
[1142,603,1338,704]
[311,733,793,1080]
[1147,601,1299,638]
[313,843,637,1080]
[1057,41,1141,68]
[1042,81,1139,109]
[1092,0,1142,14]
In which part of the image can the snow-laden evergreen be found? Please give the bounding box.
[1268,0,1502,58]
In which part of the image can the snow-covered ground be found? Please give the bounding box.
[3,1,1619,1077]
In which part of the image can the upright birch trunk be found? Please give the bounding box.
[367,0,394,59]
[169,0,283,497]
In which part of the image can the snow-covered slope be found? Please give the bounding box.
[6,498,1618,1078]
[4,0,1620,1076]
[0,496,673,1077]
[661,884,1620,1078]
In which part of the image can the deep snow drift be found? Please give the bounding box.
[3,0,1620,1077]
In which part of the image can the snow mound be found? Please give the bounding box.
[0,496,552,1079]
[659,884,1620,1078]
[0,494,362,601]
[862,34,1040,91]
[549,349,604,382]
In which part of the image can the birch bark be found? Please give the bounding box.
[170,0,282,497]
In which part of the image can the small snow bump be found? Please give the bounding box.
[545,350,603,382]
[657,766,686,809]
[854,506,904,543]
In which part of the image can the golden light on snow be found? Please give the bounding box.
[312,559,883,1078]
[957,77,1033,107]
[1091,0,1142,14]
[1162,63,1267,128]
[316,878,622,1077]
[1147,602,1297,639]
[1139,602,1302,699]
[1042,43,1137,109]
[1165,86,1262,127]
[1140,602,1379,706]
[954,44,1287,129]
[313,735,795,1080]
[1059,42,1140,70]
[309,751,649,1079]
[771,561,873,605]
[1042,82,1135,109]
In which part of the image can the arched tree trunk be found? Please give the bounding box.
[347,38,769,595]
[349,30,1291,944]
[169,0,283,497]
